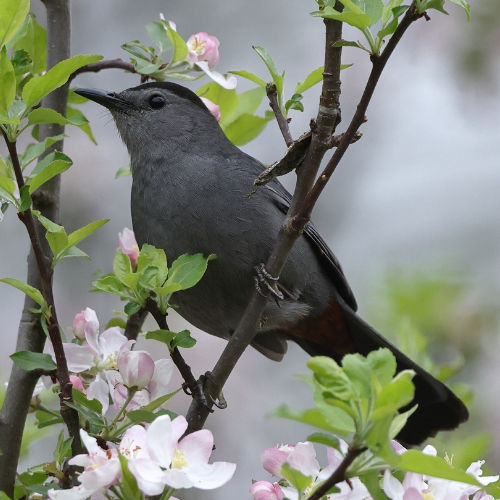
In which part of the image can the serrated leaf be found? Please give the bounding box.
[229,70,266,87]
[167,253,215,291]
[28,159,72,194]
[92,274,129,297]
[145,329,177,346]
[10,350,56,371]
[0,47,15,115]
[172,329,196,349]
[22,54,102,108]
[0,0,30,47]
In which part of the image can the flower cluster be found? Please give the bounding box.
[251,440,369,500]
[48,414,235,499]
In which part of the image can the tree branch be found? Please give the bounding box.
[266,83,294,147]
[307,446,365,500]
[0,0,78,494]
[186,13,345,433]
[68,58,136,83]
[124,308,148,341]
[186,4,421,434]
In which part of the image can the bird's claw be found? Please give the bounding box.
[254,263,284,300]
[182,372,227,411]
[200,371,227,409]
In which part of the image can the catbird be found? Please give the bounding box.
[76,82,468,444]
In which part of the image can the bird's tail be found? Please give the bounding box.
[295,300,469,445]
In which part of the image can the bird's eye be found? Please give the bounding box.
[149,95,166,109]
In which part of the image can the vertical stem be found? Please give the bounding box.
[0,0,74,494]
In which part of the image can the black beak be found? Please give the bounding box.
[74,88,129,109]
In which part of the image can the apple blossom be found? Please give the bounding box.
[200,97,221,121]
[69,374,86,394]
[73,307,99,341]
[117,341,155,390]
[48,429,120,500]
[118,227,140,267]
[126,414,235,494]
[250,480,285,500]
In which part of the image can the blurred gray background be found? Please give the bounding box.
[1,0,500,498]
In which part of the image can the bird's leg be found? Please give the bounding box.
[182,372,227,411]
[254,263,284,301]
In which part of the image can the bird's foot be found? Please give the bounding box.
[182,372,227,411]
[254,263,284,300]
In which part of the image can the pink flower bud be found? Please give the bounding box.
[73,307,99,341]
[70,375,86,394]
[117,344,155,390]
[118,228,140,268]
[250,481,285,500]
[261,444,294,477]
[200,97,221,121]
[187,32,220,68]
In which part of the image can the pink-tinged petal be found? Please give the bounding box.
[147,415,181,467]
[262,446,290,477]
[318,446,343,480]
[63,343,93,373]
[187,32,220,67]
[87,375,110,414]
[250,480,285,500]
[147,358,173,401]
[79,429,100,455]
[287,442,319,477]
[184,461,236,489]
[402,471,425,492]
[163,468,193,489]
[70,375,86,394]
[194,61,237,89]
[467,460,500,486]
[48,485,95,500]
[403,488,425,500]
[120,425,149,461]
[128,457,165,496]
[118,228,140,267]
[73,307,99,341]
[383,470,404,499]
[391,440,407,455]
[178,429,213,466]
[98,328,128,362]
[200,97,221,121]
[68,453,93,468]
[79,456,121,490]
[118,347,155,390]
[280,486,299,500]
[422,444,437,456]
[171,414,189,442]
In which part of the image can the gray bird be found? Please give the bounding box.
[76,82,468,444]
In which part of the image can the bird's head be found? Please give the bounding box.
[75,82,223,158]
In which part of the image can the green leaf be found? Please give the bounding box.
[0,277,47,308]
[121,40,153,61]
[18,184,31,211]
[167,253,215,291]
[367,348,396,386]
[66,106,97,144]
[281,462,312,492]
[146,21,172,54]
[92,274,128,297]
[311,7,371,30]
[295,66,324,94]
[167,26,188,63]
[306,432,341,450]
[127,409,157,424]
[9,14,46,74]
[22,54,102,108]
[224,114,270,146]
[285,94,304,113]
[54,432,73,466]
[28,159,72,194]
[56,245,90,262]
[172,329,197,349]
[229,70,266,87]
[252,46,284,97]
[145,329,177,346]
[0,172,17,205]
[196,82,238,121]
[448,0,470,19]
[67,218,108,247]
[64,400,105,428]
[352,0,384,25]
[27,107,72,126]
[115,165,131,178]
[72,388,103,415]
[124,301,142,315]
[142,389,180,412]
[20,136,66,169]
[372,370,415,420]
[223,87,266,127]
[118,453,141,499]
[0,47,15,115]
[416,0,448,15]
[10,351,56,371]
[0,0,30,47]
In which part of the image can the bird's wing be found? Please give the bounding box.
[265,182,358,311]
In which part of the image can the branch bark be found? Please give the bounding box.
[186,4,421,434]
[0,0,75,494]
[266,83,294,147]
[68,58,136,83]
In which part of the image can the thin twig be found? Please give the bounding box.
[306,446,365,500]
[2,133,82,454]
[266,83,294,147]
[144,298,203,401]
[68,58,136,83]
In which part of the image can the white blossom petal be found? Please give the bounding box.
[195,61,237,89]
[147,415,180,467]
[61,343,93,373]
[184,461,236,490]
[178,429,213,466]
[128,457,165,496]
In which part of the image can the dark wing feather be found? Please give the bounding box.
[265,183,358,311]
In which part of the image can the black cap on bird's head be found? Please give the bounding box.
[75,82,222,155]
